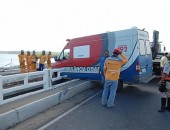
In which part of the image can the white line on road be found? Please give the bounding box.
[38,90,102,130]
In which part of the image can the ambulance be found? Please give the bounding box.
[52,27,154,88]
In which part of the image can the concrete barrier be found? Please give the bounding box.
[17,93,60,122]
[60,81,93,102]
[0,80,94,130]
[0,110,19,130]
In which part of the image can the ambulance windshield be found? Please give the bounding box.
[58,48,70,60]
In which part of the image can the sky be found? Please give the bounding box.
[0,0,170,52]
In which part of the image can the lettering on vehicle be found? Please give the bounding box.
[118,45,127,52]
[62,67,99,73]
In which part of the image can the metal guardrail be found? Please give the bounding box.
[0,68,65,103]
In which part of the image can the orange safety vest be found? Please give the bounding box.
[39,55,46,64]
[104,54,127,80]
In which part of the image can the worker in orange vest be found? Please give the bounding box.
[101,48,127,108]
[47,51,52,69]
[38,50,47,71]
[31,50,38,72]
[18,50,26,73]
[26,51,32,72]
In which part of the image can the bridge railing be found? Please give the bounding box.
[0,68,65,103]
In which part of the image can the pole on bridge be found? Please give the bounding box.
[43,69,50,89]
[0,75,3,102]
[24,74,28,87]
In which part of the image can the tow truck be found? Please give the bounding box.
[151,30,167,76]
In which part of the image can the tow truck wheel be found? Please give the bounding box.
[117,79,123,92]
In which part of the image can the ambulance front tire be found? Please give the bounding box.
[117,79,123,92]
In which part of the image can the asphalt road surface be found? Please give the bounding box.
[10,78,170,130]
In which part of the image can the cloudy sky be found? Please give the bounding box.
[0,0,169,52]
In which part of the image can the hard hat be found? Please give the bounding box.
[113,48,120,54]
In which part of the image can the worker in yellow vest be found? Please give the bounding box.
[18,50,26,73]
[101,48,127,107]
[26,51,31,72]
[31,50,38,72]
[47,51,52,69]
[38,50,47,71]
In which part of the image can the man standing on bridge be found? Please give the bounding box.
[101,48,127,107]
[18,50,26,73]
[99,50,109,87]
[47,51,52,69]
[158,60,170,112]
[160,52,169,74]
[26,51,31,72]
[31,50,38,72]
[38,50,47,71]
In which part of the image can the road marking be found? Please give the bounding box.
[38,90,102,130]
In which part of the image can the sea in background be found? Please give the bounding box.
[0,54,19,68]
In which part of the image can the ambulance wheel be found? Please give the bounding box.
[117,79,123,92]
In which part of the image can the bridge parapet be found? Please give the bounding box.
[0,68,65,104]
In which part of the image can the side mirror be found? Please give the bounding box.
[164,47,166,51]
[54,56,58,61]
[63,56,66,60]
